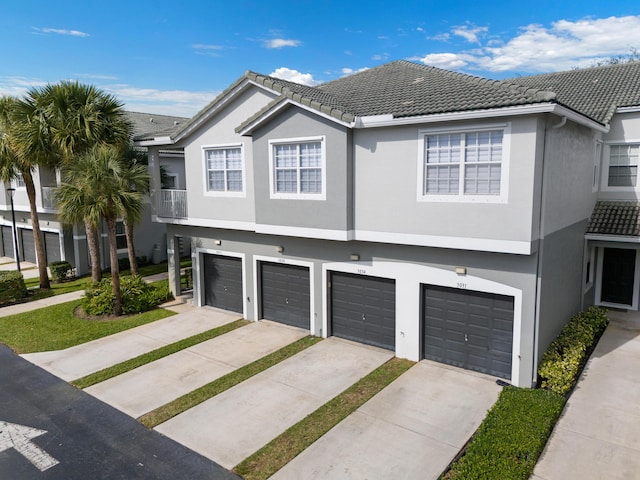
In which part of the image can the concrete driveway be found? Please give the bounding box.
[22,307,239,381]
[86,320,307,418]
[155,338,394,469]
[271,360,501,479]
[533,313,640,480]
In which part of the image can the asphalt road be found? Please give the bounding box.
[0,344,240,480]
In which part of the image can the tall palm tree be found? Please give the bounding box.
[120,146,150,276]
[0,96,55,289]
[57,145,144,315]
[37,81,131,282]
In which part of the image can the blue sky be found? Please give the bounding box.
[1,1,639,117]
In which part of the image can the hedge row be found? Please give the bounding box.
[537,306,608,395]
[83,275,172,316]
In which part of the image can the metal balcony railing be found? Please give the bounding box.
[158,189,188,219]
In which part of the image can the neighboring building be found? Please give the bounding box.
[135,60,640,388]
[0,111,187,275]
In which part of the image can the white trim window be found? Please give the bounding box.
[203,144,244,195]
[11,173,26,189]
[606,143,640,188]
[269,136,326,200]
[116,221,127,250]
[418,125,509,202]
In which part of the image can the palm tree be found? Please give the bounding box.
[120,146,150,276]
[37,81,131,282]
[57,145,145,315]
[0,96,55,289]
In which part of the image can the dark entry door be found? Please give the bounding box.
[601,248,636,305]
[202,254,243,313]
[1,226,13,257]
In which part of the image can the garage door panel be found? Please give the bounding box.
[20,229,36,263]
[44,232,61,264]
[330,272,396,351]
[203,255,243,313]
[422,284,514,379]
[261,263,310,329]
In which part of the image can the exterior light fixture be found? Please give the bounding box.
[350,254,360,261]
[455,266,467,275]
[276,246,284,253]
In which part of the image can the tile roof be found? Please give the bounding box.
[508,61,640,124]
[587,201,640,236]
[126,111,188,140]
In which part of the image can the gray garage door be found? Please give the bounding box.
[203,254,243,313]
[44,232,61,264]
[1,226,13,258]
[422,285,514,379]
[20,229,36,263]
[330,272,396,351]
[260,262,310,329]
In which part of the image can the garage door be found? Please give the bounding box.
[260,262,310,329]
[422,285,514,379]
[20,229,36,263]
[1,226,13,258]
[202,254,243,313]
[44,232,62,264]
[330,272,396,351]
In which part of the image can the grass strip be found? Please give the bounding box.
[233,357,414,480]
[0,300,175,353]
[443,386,566,480]
[72,319,249,389]
[138,336,323,428]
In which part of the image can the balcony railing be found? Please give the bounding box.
[158,189,188,219]
[41,186,58,210]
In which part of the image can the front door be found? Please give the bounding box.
[601,248,636,306]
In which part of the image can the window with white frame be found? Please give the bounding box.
[12,173,26,189]
[204,146,243,193]
[116,221,127,250]
[607,143,640,187]
[269,137,325,199]
[421,129,504,198]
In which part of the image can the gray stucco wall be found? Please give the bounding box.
[352,116,540,243]
[251,107,351,232]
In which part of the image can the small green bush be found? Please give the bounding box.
[0,271,27,305]
[538,306,608,395]
[49,261,75,283]
[83,275,173,316]
[445,387,565,480]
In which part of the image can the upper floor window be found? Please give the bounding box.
[203,145,244,195]
[116,221,127,250]
[607,143,640,187]
[418,125,509,202]
[12,173,26,189]
[269,136,326,200]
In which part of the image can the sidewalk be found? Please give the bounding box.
[532,311,640,480]
[0,270,171,318]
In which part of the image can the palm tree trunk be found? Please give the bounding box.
[84,218,102,282]
[24,175,50,289]
[123,217,138,276]
[106,216,122,316]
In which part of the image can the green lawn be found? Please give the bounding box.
[0,300,175,353]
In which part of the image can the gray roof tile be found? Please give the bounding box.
[508,61,640,124]
[126,111,188,140]
[587,201,640,236]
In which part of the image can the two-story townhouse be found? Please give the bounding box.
[0,111,186,275]
[136,60,640,388]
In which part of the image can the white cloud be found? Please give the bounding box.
[102,84,218,116]
[419,15,640,73]
[452,25,488,44]
[264,38,302,49]
[73,73,119,80]
[32,27,89,37]
[269,67,319,86]
[341,67,369,76]
[371,53,389,61]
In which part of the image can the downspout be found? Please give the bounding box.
[531,114,567,387]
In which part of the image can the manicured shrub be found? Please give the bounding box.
[0,271,27,305]
[538,306,608,395]
[445,387,565,480]
[49,261,75,283]
[83,276,173,316]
